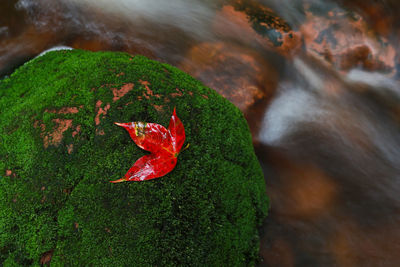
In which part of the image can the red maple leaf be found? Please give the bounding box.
[110,108,187,183]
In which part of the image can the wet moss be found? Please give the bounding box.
[0,50,268,266]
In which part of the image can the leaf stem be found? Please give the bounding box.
[181,143,190,153]
[110,177,127,183]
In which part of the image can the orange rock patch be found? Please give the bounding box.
[213,5,302,57]
[300,9,396,72]
[180,41,277,111]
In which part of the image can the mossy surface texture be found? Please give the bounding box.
[0,50,268,266]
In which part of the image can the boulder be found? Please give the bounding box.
[0,50,268,266]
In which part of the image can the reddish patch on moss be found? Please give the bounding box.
[67,144,74,154]
[139,79,161,99]
[153,105,164,112]
[45,107,80,114]
[40,249,54,265]
[72,125,81,138]
[163,88,191,103]
[170,88,184,98]
[74,222,79,229]
[116,72,125,77]
[96,129,105,136]
[202,94,209,99]
[34,120,46,132]
[95,100,111,125]
[35,119,81,149]
[43,119,73,149]
[100,83,118,88]
[5,170,12,176]
[112,83,134,102]
[105,227,111,233]
[63,188,72,195]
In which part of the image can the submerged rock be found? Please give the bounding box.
[0,50,268,266]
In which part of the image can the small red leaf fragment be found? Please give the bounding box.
[110,108,186,183]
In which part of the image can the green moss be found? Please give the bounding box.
[0,50,268,266]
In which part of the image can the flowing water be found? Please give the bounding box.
[1,0,400,266]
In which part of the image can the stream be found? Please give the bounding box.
[1,0,400,266]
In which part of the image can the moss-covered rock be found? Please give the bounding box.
[0,50,268,266]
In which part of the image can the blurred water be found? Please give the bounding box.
[1,0,400,266]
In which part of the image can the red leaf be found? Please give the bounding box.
[110,107,186,183]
